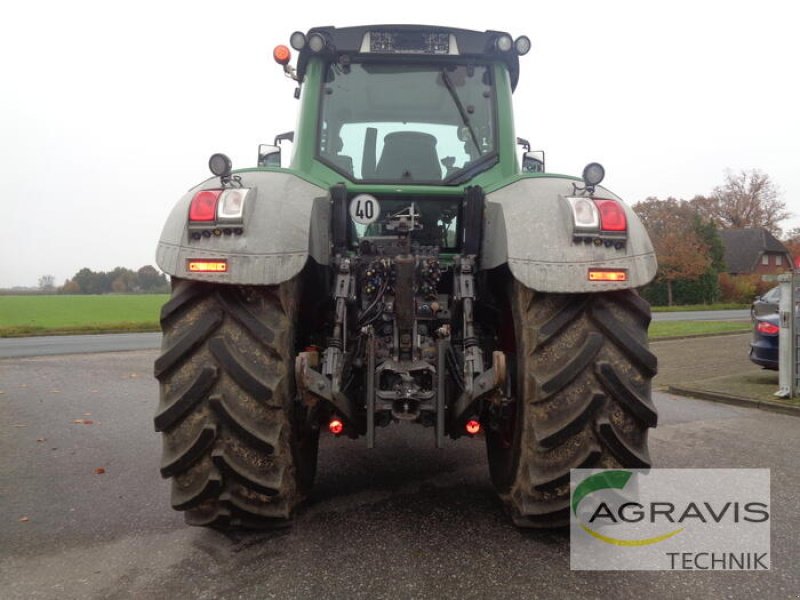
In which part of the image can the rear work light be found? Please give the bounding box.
[189,190,222,222]
[757,321,779,335]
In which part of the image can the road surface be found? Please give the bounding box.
[0,332,161,358]
[0,341,796,599]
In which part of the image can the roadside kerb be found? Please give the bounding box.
[666,385,800,418]
[654,329,750,342]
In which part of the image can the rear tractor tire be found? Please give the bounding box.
[153,279,318,529]
[487,282,657,527]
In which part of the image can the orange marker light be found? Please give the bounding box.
[188,260,228,273]
[328,418,344,435]
[588,269,627,282]
[273,45,291,65]
[465,419,481,435]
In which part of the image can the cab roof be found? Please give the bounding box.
[295,25,523,91]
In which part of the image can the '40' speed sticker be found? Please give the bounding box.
[349,194,380,225]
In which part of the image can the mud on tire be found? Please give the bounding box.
[153,279,318,529]
[487,281,657,527]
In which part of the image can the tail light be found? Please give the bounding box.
[328,418,344,435]
[757,321,779,335]
[189,189,248,226]
[594,199,627,232]
[189,190,222,222]
[465,419,481,435]
[567,197,627,234]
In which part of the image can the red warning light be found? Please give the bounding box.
[465,419,481,435]
[328,418,344,435]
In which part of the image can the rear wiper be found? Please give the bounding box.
[443,152,498,185]
[440,68,481,154]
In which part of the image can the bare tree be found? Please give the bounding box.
[691,169,789,235]
[782,227,800,269]
[38,274,55,291]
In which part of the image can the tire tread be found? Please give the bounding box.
[495,284,657,527]
[155,279,314,529]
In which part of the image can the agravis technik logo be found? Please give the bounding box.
[570,469,771,571]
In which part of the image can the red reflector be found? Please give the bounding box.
[588,269,628,282]
[273,45,291,65]
[329,418,344,435]
[189,190,222,222]
[594,199,627,232]
[465,419,481,435]
[187,260,228,273]
[757,321,779,335]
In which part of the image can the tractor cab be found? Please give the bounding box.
[267,26,532,188]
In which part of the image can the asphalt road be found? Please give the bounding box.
[0,333,161,358]
[1,342,798,599]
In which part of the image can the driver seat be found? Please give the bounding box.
[375,132,441,181]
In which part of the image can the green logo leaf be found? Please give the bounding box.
[572,470,684,547]
[572,470,632,516]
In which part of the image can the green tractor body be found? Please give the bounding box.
[154,25,658,529]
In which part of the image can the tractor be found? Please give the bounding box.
[154,25,658,529]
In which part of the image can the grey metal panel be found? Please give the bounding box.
[777,273,793,397]
[156,171,328,285]
[483,177,657,292]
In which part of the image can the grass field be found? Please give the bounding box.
[0,294,167,336]
[0,295,752,339]
[648,320,750,339]
[650,303,748,312]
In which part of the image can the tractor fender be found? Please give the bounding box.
[156,171,330,284]
[481,177,657,292]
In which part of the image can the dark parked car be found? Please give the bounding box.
[749,313,779,370]
[751,285,781,321]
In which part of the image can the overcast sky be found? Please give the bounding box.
[2,0,798,288]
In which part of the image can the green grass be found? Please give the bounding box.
[0,294,752,339]
[651,303,748,312]
[0,294,167,336]
[648,320,750,339]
